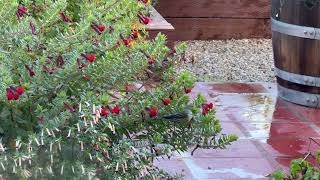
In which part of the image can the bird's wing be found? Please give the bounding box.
[163,111,186,119]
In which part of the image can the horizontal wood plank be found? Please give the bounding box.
[151,18,271,40]
[155,0,270,18]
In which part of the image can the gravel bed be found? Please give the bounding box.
[175,39,275,82]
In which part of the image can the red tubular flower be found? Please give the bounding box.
[60,12,71,23]
[19,6,27,12]
[161,99,171,106]
[6,93,15,100]
[64,102,76,112]
[91,24,102,35]
[131,31,139,39]
[143,17,151,24]
[13,93,20,100]
[202,102,215,115]
[184,87,193,94]
[91,22,106,35]
[109,105,120,114]
[17,86,24,95]
[81,53,95,62]
[207,102,214,109]
[98,25,106,32]
[148,107,158,118]
[16,6,28,19]
[101,107,109,117]
[88,54,95,62]
[123,39,131,46]
[139,15,151,25]
[6,87,23,101]
[202,106,209,115]
[29,71,35,77]
[25,65,35,77]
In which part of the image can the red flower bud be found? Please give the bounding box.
[17,86,24,95]
[109,26,114,33]
[29,71,35,77]
[29,21,36,35]
[171,48,176,54]
[161,99,171,106]
[148,107,158,118]
[88,54,95,62]
[39,117,45,124]
[109,105,120,114]
[81,63,87,69]
[148,57,155,64]
[98,25,106,31]
[84,75,90,81]
[184,87,193,94]
[101,107,109,117]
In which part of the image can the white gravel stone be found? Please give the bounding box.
[175,39,275,82]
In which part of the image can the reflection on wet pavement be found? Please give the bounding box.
[155,82,320,179]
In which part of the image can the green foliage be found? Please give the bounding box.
[270,150,320,180]
[0,0,237,179]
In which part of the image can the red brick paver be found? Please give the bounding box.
[155,82,320,180]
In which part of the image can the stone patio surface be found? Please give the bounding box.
[155,82,320,180]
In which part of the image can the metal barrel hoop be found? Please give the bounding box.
[277,85,320,108]
[271,18,320,40]
[275,68,320,87]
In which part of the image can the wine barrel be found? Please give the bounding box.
[272,0,320,108]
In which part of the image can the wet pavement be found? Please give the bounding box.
[155,82,320,180]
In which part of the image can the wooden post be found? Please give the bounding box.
[146,7,175,48]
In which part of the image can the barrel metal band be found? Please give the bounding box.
[278,85,320,108]
[271,18,320,40]
[275,67,320,87]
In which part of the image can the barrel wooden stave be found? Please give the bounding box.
[272,0,320,107]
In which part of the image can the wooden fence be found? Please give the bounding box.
[154,0,271,40]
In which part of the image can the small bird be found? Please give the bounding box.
[162,109,193,123]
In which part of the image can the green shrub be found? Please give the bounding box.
[0,0,237,179]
